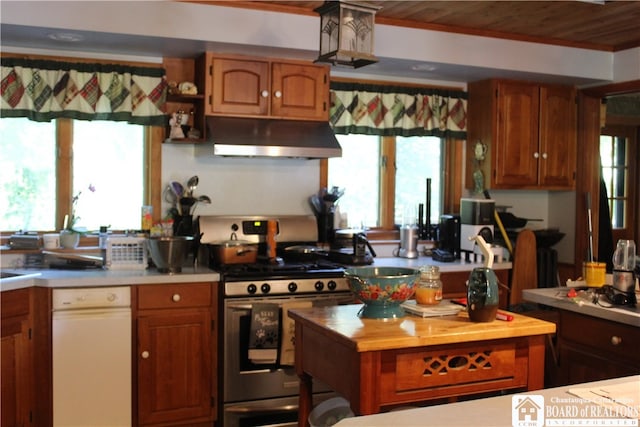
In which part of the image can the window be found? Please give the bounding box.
[600,125,638,242]
[0,118,56,230]
[328,134,443,230]
[72,120,145,231]
[0,118,147,232]
[395,136,442,225]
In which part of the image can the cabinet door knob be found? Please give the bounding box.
[172,294,181,302]
[274,90,282,99]
[542,152,548,159]
[141,351,150,359]
[533,152,540,159]
[611,336,622,346]
[261,90,269,98]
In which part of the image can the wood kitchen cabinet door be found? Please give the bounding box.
[271,61,329,120]
[538,85,577,188]
[135,282,217,427]
[208,56,270,116]
[493,80,540,187]
[137,310,213,426]
[1,315,31,427]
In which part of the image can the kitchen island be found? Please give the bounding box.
[289,303,556,426]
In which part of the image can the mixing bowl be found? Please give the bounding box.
[344,267,420,319]
[148,236,194,273]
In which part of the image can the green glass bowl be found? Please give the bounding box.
[344,267,420,319]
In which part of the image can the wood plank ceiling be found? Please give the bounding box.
[221,1,640,51]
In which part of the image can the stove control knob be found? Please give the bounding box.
[314,280,324,291]
[288,282,298,293]
[327,280,337,291]
[261,283,271,294]
[247,284,257,294]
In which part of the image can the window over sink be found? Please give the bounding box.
[1,117,147,232]
[328,134,443,230]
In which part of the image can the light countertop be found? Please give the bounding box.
[1,255,508,292]
[334,375,640,426]
[372,256,511,272]
[523,287,640,327]
[0,266,220,292]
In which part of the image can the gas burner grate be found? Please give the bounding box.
[216,260,347,281]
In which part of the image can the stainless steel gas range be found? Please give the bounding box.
[199,216,354,427]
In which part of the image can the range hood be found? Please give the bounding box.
[203,116,342,159]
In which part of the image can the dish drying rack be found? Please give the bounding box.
[105,236,148,270]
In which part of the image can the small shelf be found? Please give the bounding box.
[167,93,205,102]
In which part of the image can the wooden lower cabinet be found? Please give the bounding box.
[1,287,50,427]
[135,282,218,426]
[557,310,640,385]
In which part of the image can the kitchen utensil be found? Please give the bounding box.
[496,211,543,229]
[148,236,194,273]
[186,175,199,197]
[191,195,211,215]
[283,245,327,262]
[345,266,420,319]
[171,181,184,198]
[164,184,177,205]
[586,192,594,262]
[209,233,258,265]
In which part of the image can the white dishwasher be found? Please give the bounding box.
[52,286,132,427]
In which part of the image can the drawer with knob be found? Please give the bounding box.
[136,283,212,310]
[559,310,640,363]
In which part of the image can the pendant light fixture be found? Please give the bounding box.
[314,1,381,68]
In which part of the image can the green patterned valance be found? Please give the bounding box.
[330,81,467,138]
[1,57,167,126]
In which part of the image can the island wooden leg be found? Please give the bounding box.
[298,372,313,427]
[295,322,313,427]
[527,335,546,391]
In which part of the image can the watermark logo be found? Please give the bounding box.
[512,394,639,427]
[512,395,545,427]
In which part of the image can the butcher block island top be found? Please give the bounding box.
[289,304,555,352]
[289,304,556,426]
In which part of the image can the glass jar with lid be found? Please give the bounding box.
[415,265,443,305]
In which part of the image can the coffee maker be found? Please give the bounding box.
[460,198,494,260]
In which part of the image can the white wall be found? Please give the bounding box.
[161,144,320,218]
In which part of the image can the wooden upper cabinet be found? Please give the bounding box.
[467,79,577,190]
[271,61,329,120]
[206,53,329,121]
[494,81,540,187]
[208,57,270,116]
[538,85,578,188]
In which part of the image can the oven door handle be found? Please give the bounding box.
[226,303,257,311]
[225,402,298,415]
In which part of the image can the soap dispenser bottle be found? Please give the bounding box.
[466,235,499,322]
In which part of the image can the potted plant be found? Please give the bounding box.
[60,184,95,248]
